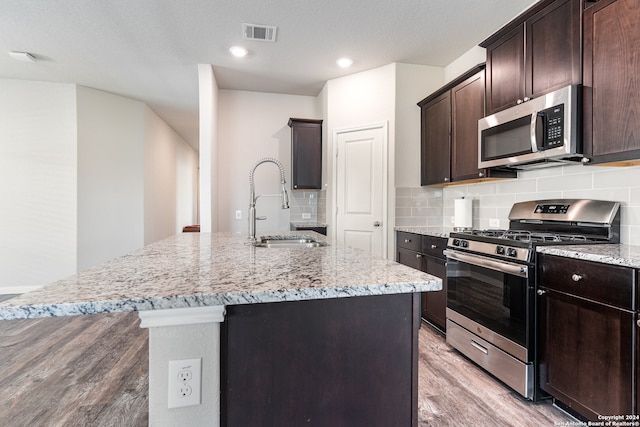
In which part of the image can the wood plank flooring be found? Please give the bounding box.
[0,306,575,426]
[0,312,148,426]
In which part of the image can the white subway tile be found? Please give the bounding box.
[538,172,592,192]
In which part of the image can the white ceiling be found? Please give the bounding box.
[1,0,537,150]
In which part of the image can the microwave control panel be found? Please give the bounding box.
[540,105,564,149]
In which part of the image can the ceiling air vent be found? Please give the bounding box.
[243,23,277,42]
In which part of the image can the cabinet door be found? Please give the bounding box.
[451,70,485,182]
[525,0,581,98]
[583,0,640,163]
[289,119,322,189]
[420,91,451,185]
[538,289,634,420]
[397,247,423,271]
[485,26,525,114]
[422,256,446,332]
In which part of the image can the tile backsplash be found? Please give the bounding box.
[396,163,640,244]
[289,189,326,223]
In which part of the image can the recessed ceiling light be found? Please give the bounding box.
[229,46,248,58]
[336,57,353,68]
[8,51,37,62]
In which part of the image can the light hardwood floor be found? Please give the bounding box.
[0,306,575,426]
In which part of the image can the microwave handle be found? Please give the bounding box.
[529,111,541,153]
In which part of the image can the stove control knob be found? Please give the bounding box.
[461,240,469,248]
[507,248,518,258]
[452,239,461,247]
[496,246,506,255]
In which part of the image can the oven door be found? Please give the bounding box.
[444,249,533,363]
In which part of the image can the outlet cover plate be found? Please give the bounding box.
[168,358,201,409]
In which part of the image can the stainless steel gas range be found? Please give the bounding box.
[443,199,620,400]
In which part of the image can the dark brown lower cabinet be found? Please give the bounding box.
[538,254,636,420]
[421,255,446,332]
[396,232,447,333]
[538,290,634,419]
[221,293,420,427]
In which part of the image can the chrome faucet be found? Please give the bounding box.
[248,158,289,242]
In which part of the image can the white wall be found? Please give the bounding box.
[395,63,445,188]
[77,86,145,271]
[0,79,197,293]
[216,90,319,234]
[444,46,487,84]
[144,105,199,245]
[323,63,446,258]
[198,64,219,233]
[324,64,397,257]
[0,80,78,293]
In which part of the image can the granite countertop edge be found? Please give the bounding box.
[394,226,452,239]
[0,231,441,320]
[537,244,640,269]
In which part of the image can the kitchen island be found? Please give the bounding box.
[0,232,441,427]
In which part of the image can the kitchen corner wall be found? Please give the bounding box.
[216,90,321,235]
[0,79,198,293]
[396,163,640,244]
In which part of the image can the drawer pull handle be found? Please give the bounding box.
[571,274,582,282]
[431,244,437,249]
[537,289,546,296]
[470,339,488,355]
[404,239,411,243]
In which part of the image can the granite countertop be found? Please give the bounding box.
[394,226,452,239]
[0,231,441,320]
[290,222,328,228]
[537,244,640,269]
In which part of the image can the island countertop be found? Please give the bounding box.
[0,231,441,320]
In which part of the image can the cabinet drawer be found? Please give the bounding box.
[538,253,634,310]
[397,231,421,252]
[422,236,446,259]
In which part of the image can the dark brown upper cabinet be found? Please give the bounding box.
[288,118,323,189]
[583,0,640,165]
[481,0,582,115]
[420,91,451,185]
[418,65,515,186]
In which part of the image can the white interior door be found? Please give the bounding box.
[335,123,387,258]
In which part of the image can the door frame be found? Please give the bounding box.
[332,121,389,259]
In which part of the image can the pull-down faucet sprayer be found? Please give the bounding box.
[248,158,289,242]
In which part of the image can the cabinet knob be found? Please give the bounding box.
[637,319,640,328]
[416,253,422,259]
[517,99,523,104]
[373,220,381,227]
[293,185,298,189]
[523,97,530,102]
[537,289,547,296]
[404,239,411,243]
[444,177,450,182]
[571,274,582,282]
[431,244,437,249]
[479,172,484,177]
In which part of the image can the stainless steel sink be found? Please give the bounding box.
[253,236,328,248]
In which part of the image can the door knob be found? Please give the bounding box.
[373,221,381,227]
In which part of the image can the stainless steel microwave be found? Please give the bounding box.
[478,85,582,169]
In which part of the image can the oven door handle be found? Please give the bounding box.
[443,249,528,278]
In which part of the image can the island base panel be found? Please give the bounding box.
[221,293,420,427]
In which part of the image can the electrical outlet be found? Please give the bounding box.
[489,218,500,228]
[168,358,201,409]
[302,213,311,220]
[235,210,242,220]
